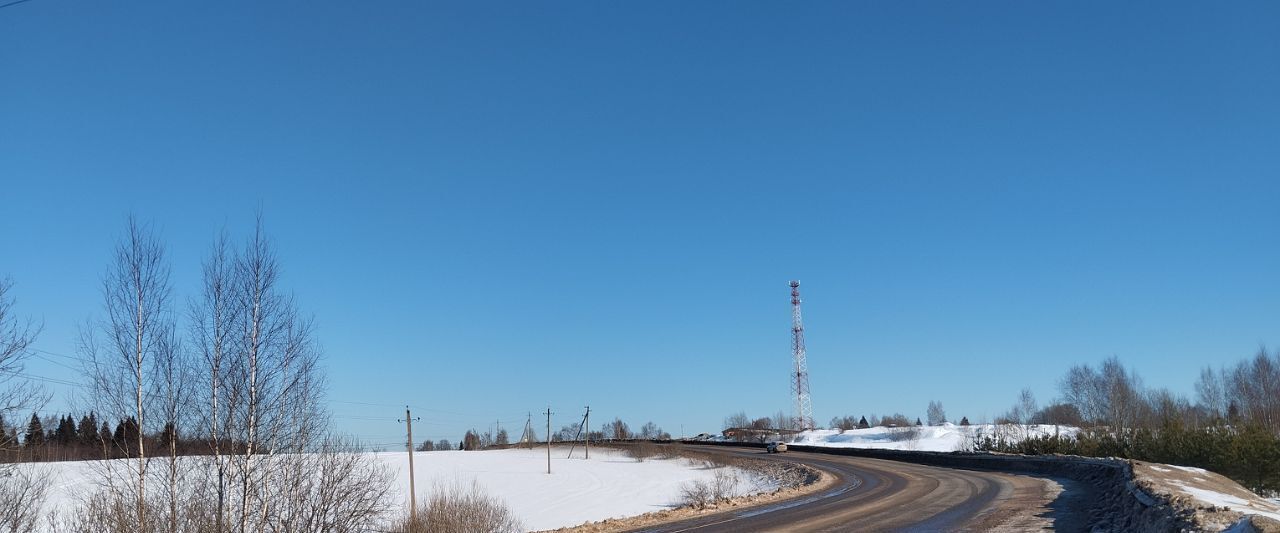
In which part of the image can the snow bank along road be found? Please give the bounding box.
[632,445,1091,532]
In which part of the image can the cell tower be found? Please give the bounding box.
[789,280,814,430]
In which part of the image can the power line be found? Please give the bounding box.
[0,0,37,10]
[32,348,87,362]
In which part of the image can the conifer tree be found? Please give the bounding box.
[960,416,971,426]
[857,416,869,429]
[99,421,112,457]
[24,412,44,448]
[78,412,98,447]
[54,414,77,446]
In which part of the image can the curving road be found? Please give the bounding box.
[630,446,1092,533]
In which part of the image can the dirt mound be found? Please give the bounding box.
[1132,461,1280,532]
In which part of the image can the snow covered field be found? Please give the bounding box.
[22,446,771,532]
[789,423,1080,452]
[377,446,771,530]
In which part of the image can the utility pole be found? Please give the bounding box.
[584,405,590,460]
[545,406,552,474]
[399,406,421,524]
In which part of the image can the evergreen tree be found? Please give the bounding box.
[99,421,113,457]
[959,416,971,426]
[24,412,44,448]
[78,412,99,447]
[159,422,177,451]
[857,416,869,429]
[99,422,112,447]
[54,414,77,446]
[915,418,923,426]
[113,418,141,455]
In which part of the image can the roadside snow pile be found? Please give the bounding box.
[791,423,1080,452]
[1132,461,1280,531]
[377,446,773,531]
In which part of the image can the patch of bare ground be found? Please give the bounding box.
[1132,461,1280,532]
[537,453,832,533]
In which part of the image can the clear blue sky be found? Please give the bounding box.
[2,2,1278,447]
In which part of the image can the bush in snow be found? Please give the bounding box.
[392,480,522,533]
[0,465,49,533]
[678,470,739,510]
[626,440,658,462]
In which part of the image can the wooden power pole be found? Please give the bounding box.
[399,406,421,524]
[584,405,590,459]
[545,406,552,474]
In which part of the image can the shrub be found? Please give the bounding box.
[0,465,49,533]
[627,441,659,462]
[391,480,522,533]
[678,470,738,509]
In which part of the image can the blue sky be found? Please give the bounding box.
[2,2,1278,447]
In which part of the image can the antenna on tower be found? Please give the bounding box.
[789,280,814,430]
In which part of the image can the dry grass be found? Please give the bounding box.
[389,480,523,533]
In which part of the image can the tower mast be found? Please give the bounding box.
[790,281,814,430]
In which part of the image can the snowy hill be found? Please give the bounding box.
[790,423,1081,452]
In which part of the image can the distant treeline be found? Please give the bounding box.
[0,411,238,463]
[974,350,1280,495]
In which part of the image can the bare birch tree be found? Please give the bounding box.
[1195,365,1227,421]
[190,231,237,531]
[84,216,174,533]
[153,325,191,533]
[0,277,43,448]
[0,278,51,532]
[224,217,327,532]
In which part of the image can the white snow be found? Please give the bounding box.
[1171,465,1209,474]
[18,447,772,532]
[1174,484,1280,523]
[378,447,771,530]
[790,423,1080,452]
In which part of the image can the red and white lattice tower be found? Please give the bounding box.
[789,280,814,430]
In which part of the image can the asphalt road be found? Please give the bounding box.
[630,446,1091,533]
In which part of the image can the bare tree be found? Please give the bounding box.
[0,464,50,533]
[1100,357,1145,431]
[1060,357,1147,430]
[926,401,946,426]
[1226,349,1280,432]
[1060,363,1105,426]
[723,412,750,431]
[1195,365,1227,420]
[637,422,658,439]
[153,326,191,533]
[84,216,174,532]
[608,418,630,440]
[0,278,49,532]
[0,278,43,448]
[1015,388,1037,426]
[772,411,791,432]
[226,217,327,532]
[189,230,237,531]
